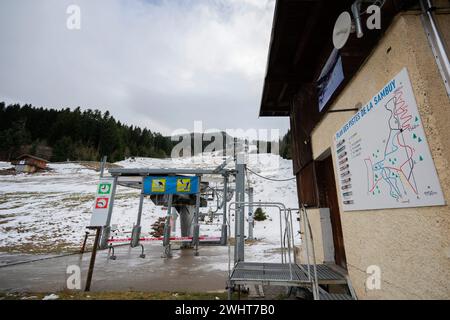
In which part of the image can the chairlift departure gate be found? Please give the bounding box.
[84,156,355,299]
[94,158,243,259]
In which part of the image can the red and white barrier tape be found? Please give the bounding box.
[107,236,221,243]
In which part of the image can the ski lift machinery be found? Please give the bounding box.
[87,155,354,299]
[99,156,249,259]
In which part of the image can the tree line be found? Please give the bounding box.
[0,102,293,162]
[279,129,292,160]
[0,102,174,162]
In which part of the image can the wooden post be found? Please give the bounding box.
[80,231,89,254]
[85,226,101,291]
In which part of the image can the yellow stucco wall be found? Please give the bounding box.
[309,13,450,299]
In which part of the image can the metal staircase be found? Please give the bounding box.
[227,202,356,300]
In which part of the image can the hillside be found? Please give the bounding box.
[0,103,287,163]
[0,102,174,162]
[0,153,299,267]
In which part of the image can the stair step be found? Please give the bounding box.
[319,290,355,300]
[247,285,265,298]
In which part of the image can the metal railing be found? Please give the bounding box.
[226,201,321,300]
[299,204,320,299]
[228,202,291,272]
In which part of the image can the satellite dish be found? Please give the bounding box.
[333,11,352,50]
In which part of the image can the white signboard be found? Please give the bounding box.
[89,177,115,226]
[334,68,445,211]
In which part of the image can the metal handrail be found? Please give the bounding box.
[284,206,320,299]
[226,201,321,299]
[228,201,296,281]
[228,202,288,260]
[228,202,285,264]
[301,204,320,300]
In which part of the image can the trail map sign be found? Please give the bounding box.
[334,68,445,211]
[143,176,199,195]
[90,178,115,226]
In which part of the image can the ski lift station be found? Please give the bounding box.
[85,154,352,300]
[81,0,449,300]
[2,0,448,302]
[258,0,450,299]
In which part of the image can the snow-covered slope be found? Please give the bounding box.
[0,162,13,170]
[0,154,299,258]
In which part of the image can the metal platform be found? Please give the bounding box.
[300,264,347,285]
[229,262,347,287]
[319,291,354,300]
[226,203,356,300]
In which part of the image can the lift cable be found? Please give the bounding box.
[246,167,296,182]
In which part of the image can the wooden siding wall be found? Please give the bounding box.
[291,84,321,207]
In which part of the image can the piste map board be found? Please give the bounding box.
[143,176,199,195]
[334,68,445,211]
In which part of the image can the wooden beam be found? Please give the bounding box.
[277,83,289,103]
[293,1,324,67]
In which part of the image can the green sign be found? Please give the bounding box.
[98,183,112,195]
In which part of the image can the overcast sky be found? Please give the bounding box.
[0,0,289,137]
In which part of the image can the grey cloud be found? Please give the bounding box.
[0,0,289,136]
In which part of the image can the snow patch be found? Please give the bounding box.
[0,153,300,264]
[42,294,59,300]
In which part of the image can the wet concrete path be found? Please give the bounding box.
[0,244,231,293]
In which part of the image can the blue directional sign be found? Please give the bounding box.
[143,176,199,195]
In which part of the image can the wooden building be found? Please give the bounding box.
[12,154,49,173]
[259,0,450,299]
